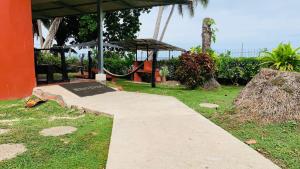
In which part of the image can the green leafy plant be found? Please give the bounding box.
[217,57,261,85]
[159,66,169,77]
[261,43,300,71]
[157,58,180,80]
[203,18,218,43]
[160,66,169,83]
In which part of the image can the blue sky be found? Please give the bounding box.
[138,0,300,52]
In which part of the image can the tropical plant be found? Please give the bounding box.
[159,66,169,82]
[217,57,261,85]
[261,43,300,71]
[175,52,214,89]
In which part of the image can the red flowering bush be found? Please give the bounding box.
[175,52,215,89]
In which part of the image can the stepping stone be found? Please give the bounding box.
[40,126,77,137]
[48,115,85,121]
[200,103,219,109]
[0,144,27,161]
[0,129,10,135]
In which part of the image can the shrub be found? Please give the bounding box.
[37,53,61,66]
[103,51,135,75]
[159,66,169,77]
[175,52,215,89]
[261,43,300,71]
[157,58,180,80]
[217,57,261,85]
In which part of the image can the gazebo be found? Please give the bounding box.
[0,0,189,99]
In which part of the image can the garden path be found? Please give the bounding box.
[34,85,279,169]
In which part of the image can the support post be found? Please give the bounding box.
[60,49,69,82]
[88,51,93,79]
[151,49,158,88]
[146,45,149,60]
[136,45,138,61]
[96,0,106,82]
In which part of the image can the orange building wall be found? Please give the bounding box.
[0,0,36,100]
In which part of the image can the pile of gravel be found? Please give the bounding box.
[235,69,300,123]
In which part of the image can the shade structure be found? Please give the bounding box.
[32,0,189,19]
[32,0,189,86]
[112,39,186,52]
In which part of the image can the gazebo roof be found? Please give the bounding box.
[32,0,189,19]
[112,39,186,52]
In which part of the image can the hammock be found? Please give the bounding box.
[103,62,145,78]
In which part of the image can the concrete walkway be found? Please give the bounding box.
[34,85,280,169]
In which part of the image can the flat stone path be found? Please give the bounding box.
[40,126,77,137]
[0,144,27,161]
[34,85,279,169]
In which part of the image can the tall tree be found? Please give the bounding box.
[149,0,209,60]
[160,0,209,41]
[42,17,63,49]
[77,8,150,43]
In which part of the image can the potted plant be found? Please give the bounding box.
[159,66,169,83]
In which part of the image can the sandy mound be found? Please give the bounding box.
[0,144,27,161]
[40,126,77,136]
[235,69,300,122]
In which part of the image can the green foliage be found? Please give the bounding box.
[78,9,150,43]
[159,66,170,77]
[203,18,218,43]
[217,56,261,85]
[261,43,300,71]
[0,100,112,169]
[157,58,180,80]
[103,51,135,75]
[190,46,219,64]
[176,52,215,89]
[37,53,61,66]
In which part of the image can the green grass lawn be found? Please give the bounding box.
[0,100,113,169]
[111,80,300,169]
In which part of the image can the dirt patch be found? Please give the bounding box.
[40,126,77,137]
[235,69,300,123]
[0,144,27,162]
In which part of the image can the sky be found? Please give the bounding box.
[137,0,300,53]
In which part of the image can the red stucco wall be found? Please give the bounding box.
[0,0,36,100]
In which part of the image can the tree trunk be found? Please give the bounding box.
[42,17,63,49]
[202,18,212,54]
[159,5,175,41]
[37,19,44,48]
[201,18,220,89]
[153,6,164,40]
[148,6,164,60]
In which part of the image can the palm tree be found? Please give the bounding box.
[42,17,63,49]
[154,0,209,41]
[149,0,209,60]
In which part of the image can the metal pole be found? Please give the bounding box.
[136,45,138,61]
[146,45,149,60]
[151,49,158,88]
[97,0,104,74]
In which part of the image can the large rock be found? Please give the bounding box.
[235,69,300,122]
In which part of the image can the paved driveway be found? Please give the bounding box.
[34,85,279,169]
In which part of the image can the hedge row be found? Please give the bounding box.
[158,57,262,85]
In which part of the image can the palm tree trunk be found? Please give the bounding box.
[153,6,164,40]
[37,19,44,48]
[159,5,175,41]
[42,17,63,49]
[148,6,164,60]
